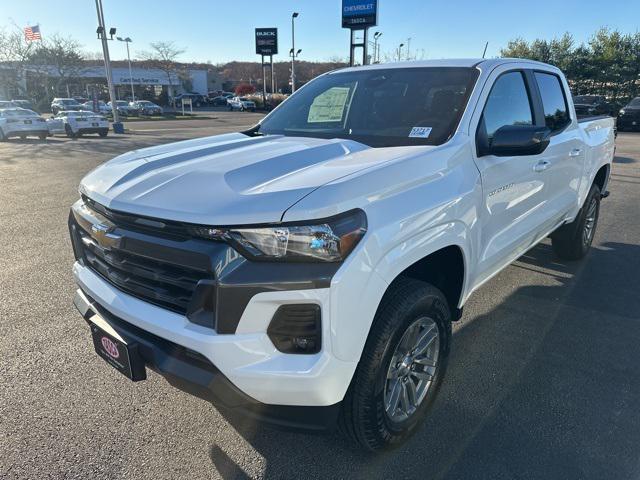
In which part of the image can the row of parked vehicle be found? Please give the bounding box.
[50,98,164,117]
[191,91,258,111]
[572,94,640,131]
[0,107,109,141]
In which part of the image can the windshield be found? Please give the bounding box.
[2,109,36,117]
[256,67,478,147]
[573,95,599,105]
[628,98,640,107]
[61,99,79,105]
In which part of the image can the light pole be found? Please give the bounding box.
[397,43,405,62]
[95,0,123,132]
[117,36,135,102]
[373,31,382,63]
[291,12,299,93]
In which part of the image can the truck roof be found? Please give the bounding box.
[336,58,557,74]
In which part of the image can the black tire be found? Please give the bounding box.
[339,277,452,451]
[19,135,26,140]
[38,133,47,140]
[65,124,76,139]
[0,128,6,142]
[98,129,108,137]
[551,183,601,260]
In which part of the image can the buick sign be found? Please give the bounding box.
[255,28,278,55]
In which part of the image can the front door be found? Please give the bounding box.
[473,69,553,284]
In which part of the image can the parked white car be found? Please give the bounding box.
[69,59,614,451]
[0,108,49,140]
[228,96,256,112]
[48,111,109,138]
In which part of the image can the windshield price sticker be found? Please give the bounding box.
[409,127,432,138]
[308,87,351,123]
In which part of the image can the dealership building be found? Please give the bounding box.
[0,60,222,105]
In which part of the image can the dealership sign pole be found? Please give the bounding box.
[342,0,378,66]
[255,28,278,108]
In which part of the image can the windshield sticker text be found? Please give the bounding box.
[409,127,432,138]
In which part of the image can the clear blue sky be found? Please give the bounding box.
[3,0,639,63]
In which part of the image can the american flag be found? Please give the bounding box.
[24,25,42,41]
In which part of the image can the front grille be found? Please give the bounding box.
[71,202,214,315]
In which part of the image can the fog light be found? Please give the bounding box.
[267,304,321,354]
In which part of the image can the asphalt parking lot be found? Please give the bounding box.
[1,115,639,480]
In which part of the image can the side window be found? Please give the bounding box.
[535,72,570,131]
[482,71,533,138]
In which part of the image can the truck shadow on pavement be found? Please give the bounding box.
[209,241,640,480]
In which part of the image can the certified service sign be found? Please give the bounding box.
[255,28,278,55]
[342,0,378,28]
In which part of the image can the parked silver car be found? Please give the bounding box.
[129,100,163,116]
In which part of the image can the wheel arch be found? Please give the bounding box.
[593,163,610,193]
[392,245,466,320]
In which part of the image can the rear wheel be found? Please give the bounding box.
[0,128,6,141]
[339,278,451,451]
[38,133,47,140]
[551,183,601,260]
[98,129,108,137]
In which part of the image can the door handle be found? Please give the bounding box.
[533,160,551,172]
[569,148,582,157]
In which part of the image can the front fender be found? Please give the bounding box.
[328,221,472,363]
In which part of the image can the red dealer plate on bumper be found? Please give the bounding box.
[89,320,146,381]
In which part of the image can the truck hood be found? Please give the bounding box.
[79,133,422,225]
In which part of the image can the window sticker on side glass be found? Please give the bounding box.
[308,87,351,123]
[408,126,432,138]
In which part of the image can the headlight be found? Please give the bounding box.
[190,209,367,262]
[619,109,626,115]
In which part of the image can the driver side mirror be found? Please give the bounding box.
[479,125,551,157]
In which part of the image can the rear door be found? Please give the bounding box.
[530,70,584,221]
[471,68,554,283]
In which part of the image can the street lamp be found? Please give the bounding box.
[291,12,299,93]
[94,0,122,131]
[373,31,382,63]
[397,43,405,62]
[117,36,135,102]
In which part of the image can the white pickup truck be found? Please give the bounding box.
[69,59,614,451]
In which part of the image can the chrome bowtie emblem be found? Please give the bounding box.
[91,223,121,248]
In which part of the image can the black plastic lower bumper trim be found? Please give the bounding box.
[73,289,341,432]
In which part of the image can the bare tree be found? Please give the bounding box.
[28,34,85,100]
[138,41,186,103]
[0,26,37,97]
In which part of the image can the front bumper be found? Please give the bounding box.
[73,262,357,408]
[617,115,640,129]
[4,124,48,137]
[73,288,341,431]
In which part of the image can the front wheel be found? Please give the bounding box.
[98,129,108,137]
[551,183,601,260]
[339,278,451,451]
[0,128,6,141]
[38,133,47,140]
